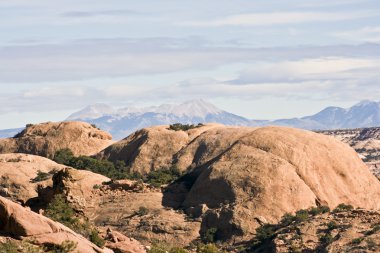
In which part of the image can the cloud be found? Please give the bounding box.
[61,9,140,18]
[1,37,380,83]
[231,57,379,84]
[336,27,380,43]
[181,11,378,27]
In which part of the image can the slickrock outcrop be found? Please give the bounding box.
[0,196,106,253]
[0,121,114,158]
[0,153,66,204]
[161,126,380,241]
[97,124,221,174]
[85,125,380,244]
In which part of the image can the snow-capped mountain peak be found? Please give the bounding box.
[67,103,115,120]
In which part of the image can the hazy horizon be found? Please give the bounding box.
[1,0,380,128]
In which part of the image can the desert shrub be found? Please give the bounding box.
[326,221,338,231]
[44,194,104,246]
[309,206,330,216]
[319,232,334,245]
[196,243,222,253]
[351,237,364,245]
[366,223,380,235]
[333,203,354,213]
[253,224,276,246]
[89,229,105,248]
[294,209,309,223]
[145,166,182,187]
[44,240,77,253]
[280,213,294,226]
[0,241,19,253]
[45,194,78,229]
[53,149,138,180]
[31,170,51,183]
[170,247,189,253]
[201,227,218,243]
[169,123,203,131]
[136,206,149,216]
[148,242,171,253]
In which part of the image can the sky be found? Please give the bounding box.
[1,0,380,128]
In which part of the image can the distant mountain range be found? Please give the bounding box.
[1,99,380,140]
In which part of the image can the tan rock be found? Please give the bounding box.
[0,121,114,158]
[0,196,105,253]
[0,153,66,203]
[97,124,221,174]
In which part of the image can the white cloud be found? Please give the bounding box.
[181,11,378,27]
[336,27,380,43]
[232,57,379,84]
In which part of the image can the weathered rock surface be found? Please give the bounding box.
[47,169,201,247]
[0,153,66,204]
[97,124,221,174]
[146,125,379,242]
[0,196,105,253]
[0,121,114,158]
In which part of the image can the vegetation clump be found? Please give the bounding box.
[44,194,104,248]
[31,170,55,183]
[333,203,354,213]
[145,166,182,187]
[169,123,204,131]
[201,228,218,243]
[53,149,137,180]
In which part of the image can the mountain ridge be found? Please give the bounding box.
[1,99,380,140]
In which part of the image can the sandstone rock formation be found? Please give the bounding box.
[97,124,221,174]
[0,196,106,253]
[46,168,201,247]
[98,124,380,243]
[0,121,114,158]
[0,153,66,204]
[170,126,380,241]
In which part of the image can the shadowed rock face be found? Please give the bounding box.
[0,121,113,158]
[104,125,380,242]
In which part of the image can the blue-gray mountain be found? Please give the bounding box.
[1,100,380,140]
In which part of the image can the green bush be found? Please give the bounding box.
[169,123,204,131]
[136,206,149,216]
[326,221,338,231]
[294,209,309,223]
[319,232,334,245]
[351,237,364,245]
[0,241,19,253]
[280,213,294,226]
[309,206,330,216]
[89,229,105,248]
[45,194,104,248]
[45,194,78,229]
[196,243,222,253]
[44,240,78,253]
[333,203,354,213]
[145,166,182,187]
[201,227,218,243]
[31,170,51,183]
[253,224,276,246]
[53,149,138,180]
